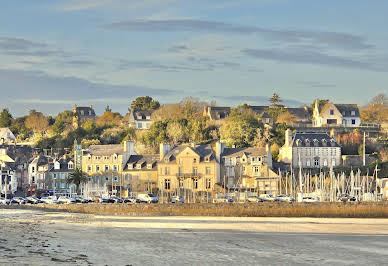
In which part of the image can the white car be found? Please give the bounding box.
[246,196,263,203]
[171,196,184,203]
[213,196,234,203]
[259,194,276,202]
[137,193,158,203]
[40,196,59,204]
[58,196,76,204]
[0,198,10,205]
[302,197,319,203]
[275,195,295,202]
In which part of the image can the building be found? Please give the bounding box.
[73,104,96,128]
[203,106,231,121]
[128,110,154,130]
[0,128,16,144]
[313,100,361,127]
[279,129,341,169]
[0,149,16,195]
[47,155,76,195]
[122,154,159,196]
[285,107,311,125]
[219,143,280,195]
[158,143,220,201]
[27,154,50,194]
[81,141,136,196]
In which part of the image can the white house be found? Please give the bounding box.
[128,110,154,130]
[279,129,341,169]
[0,128,16,144]
[312,100,361,127]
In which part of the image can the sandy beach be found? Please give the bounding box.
[1,207,388,265]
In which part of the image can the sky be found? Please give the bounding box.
[0,0,387,116]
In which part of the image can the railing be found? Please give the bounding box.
[176,173,202,178]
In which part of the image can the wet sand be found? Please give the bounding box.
[1,208,388,265]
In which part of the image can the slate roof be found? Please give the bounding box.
[334,104,360,117]
[0,128,16,141]
[221,147,267,157]
[207,106,231,120]
[123,154,159,171]
[86,144,124,156]
[249,106,268,115]
[291,133,340,147]
[49,157,74,173]
[133,110,154,121]
[286,107,311,121]
[162,144,216,163]
[75,107,95,117]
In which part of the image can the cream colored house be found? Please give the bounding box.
[313,100,361,127]
[279,129,341,169]
[0,128,16,144]
[218,143,280,195]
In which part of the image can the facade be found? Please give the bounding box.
[128,110,154,130]
[28,154,50,193]
[158,143,220,200]
[0,149,16,195]
[81,141,136,196]
[279,129,341,169]
[47,155,75,195]
[313,100,361,127]
[73,104,96,128]
[219,143,280,195]
[123,154,159,196]
[0,128,16,144]
[203,106,231,121]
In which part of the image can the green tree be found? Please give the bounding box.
[67,168,88,194]
[167,121,185,144]
[266,93,286,122]
[130,96,160,112]
[0,108,13,128]
[25,110,49,134]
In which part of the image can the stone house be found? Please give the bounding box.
[312,100,361,127]
[279,129,341,169]
[128,110,154,130]
[72,104,96,128]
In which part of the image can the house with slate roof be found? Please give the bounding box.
[47,155,76,195]
[158,143,220,200]
[0,128,16,144]
[203,106,231,121]
[72,104,96,128]
[123,154,159,194]
[312,100,361,127]
[128,110,154,130]
[279,129,341,169]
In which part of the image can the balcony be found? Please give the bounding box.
[176,173,202,179]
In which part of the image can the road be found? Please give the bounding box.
[1,208,388,265]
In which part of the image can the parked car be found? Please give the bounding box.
[171,196,184,203]
[137,193,158,203]
[58,196,76,204]
[110,195,123,203]
[26,196,42,204]
[213,196,234,203]
[246,196,264,203]
[75,196,89,203]
[338,194,357,202]
[124,196,138,204]
[302,197,319,203]
[96,196,109,203]
[275,195,295,202]
[0,197,10,205]
[10,197,27,205]
[40,196,59,204]
[259,194,276,202]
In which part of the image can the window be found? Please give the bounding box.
[53,174,57,179]
[243,166,247,175]
[330,109,334,115]
[242,157,246,163]
[193,179,198,189]
[105,165,109,172]
[179,179,184,188]
[315,148,319,156]
[114,176,118,182]
[87,166,92,172]
[68,163,74,169]
[206,178,211,189]
[193,158,197,163]
[251,157,255,162]
[164,179,171,190]
[352,119,356,125]
[95,156,100,160]
[323,159,328,167]
[306,160,311,167]
[351,111,355,116]
[206,167,211,175]
[193,167,198,175]
[105,176,109,181]
[96,165,100,172]
[164,167,170,175]
[332,159,336,167]
[138,123,142,129]
[254,166,259,174]
[113,155,117,161]
[113,165,118,172]
[314,159,319,167]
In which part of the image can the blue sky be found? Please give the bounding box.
[0,0,387,116]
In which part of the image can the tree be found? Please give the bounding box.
[130,96,160,112]
[67,168,88,194]
[25,110,49,134]
[276,111,296,125]
[360,93,388,123]
[81,139,101,148]
[179,97,206,119]
[152,104,185,121]
[267,93,286,122]
[0,108,13,128]
[167,121,185,144]
[96,109,122,127]
[52,110,74,135]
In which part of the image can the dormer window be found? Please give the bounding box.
[95,156,100,160]
[351,111,355,116]
[113,155,117,161]
[193,158,197,163]
[305,139,310,146]
[128,163,133,170]
[330,109,334,115]
[104,156,109,160]
[136,164,142,169]
[147,163,152,169]
[205,156,210,162]
[68,162,74,169]
[146,116,151,120]
[81,110,84,116]
[296,139,301,146]
[313,139,319,147]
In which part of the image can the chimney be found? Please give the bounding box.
[90,104,93,109]
[285,129,292,147]
[266,143,272,169]
[215,141,225,163]
[160,143,171,161]
[330,128,335,138]
[73,104,77,112]
[123,141,135,155]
